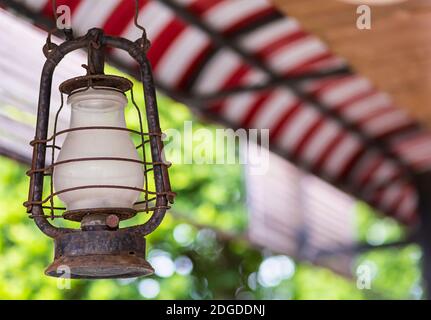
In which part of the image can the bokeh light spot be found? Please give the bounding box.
[173,223,194,246]
[149,254,175,278]
[258,255,295,287]
[175,256,193,275]
[138,279,160,299]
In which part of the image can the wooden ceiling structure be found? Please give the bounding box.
[274,0,431,126]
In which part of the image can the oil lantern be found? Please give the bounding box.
[24,26,174,279]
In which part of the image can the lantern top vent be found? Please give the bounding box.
[59,74,133,95]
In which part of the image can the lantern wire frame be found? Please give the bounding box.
[22,27,176,242]
[24,81,174,223]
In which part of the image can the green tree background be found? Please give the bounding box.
[0,67,422,300]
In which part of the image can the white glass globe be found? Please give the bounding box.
[53,87,144,211]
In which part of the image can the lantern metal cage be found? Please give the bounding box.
[23,27,175,279]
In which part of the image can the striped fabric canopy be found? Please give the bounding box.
[4,0,431,224]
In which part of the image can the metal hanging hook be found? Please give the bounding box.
[134,0,146,35]
[134,0,151,52]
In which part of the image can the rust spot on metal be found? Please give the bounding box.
[106,214,120,229]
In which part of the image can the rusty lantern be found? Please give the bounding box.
[24,27,174,279]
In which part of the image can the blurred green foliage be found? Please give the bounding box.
[355,203,422,299]
[0,66,423,299]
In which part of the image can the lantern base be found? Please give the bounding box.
[45,229,154,279]
[45,254,154,279]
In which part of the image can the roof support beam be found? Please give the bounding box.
[185,68,351,102]
[0,145,31,165]
[314,233,416,259]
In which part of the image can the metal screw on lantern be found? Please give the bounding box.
[23,7,175,279]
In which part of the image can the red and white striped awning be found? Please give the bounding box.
[3,0,431,224]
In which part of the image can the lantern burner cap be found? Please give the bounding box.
[63,207,137,222]
[59,74,133,95]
